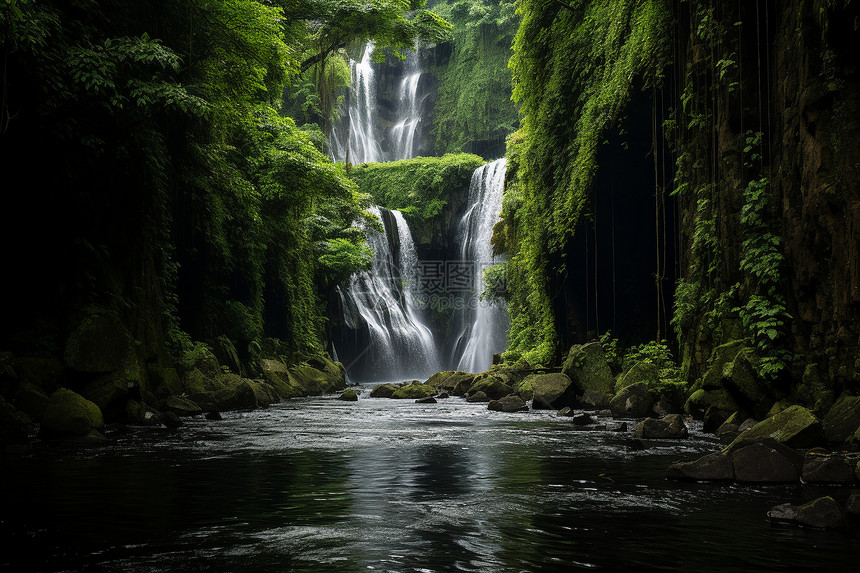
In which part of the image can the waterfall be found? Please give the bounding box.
[449,159,510,373]
[389,51,423,161]
[330,42,424,164]
[337,206,441,381]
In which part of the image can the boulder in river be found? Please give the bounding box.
[426,371,474,394]
[822,394,860,445]
[391,382,435,399]
[467,391,490,403]
[527,373,576,409]
[635,414,688,439]
[731,438,803,483]
[801,451,857,484]
[488,395,528,413]
[415,396,437,404]
[339,389,359,401]
[768,496,848,529]
[667,451,735,481]
[40,388,104,438]
[562,342,615,396]
[609,382,653,418]
[161,396,204,416]
[725,405,825,450]
[580,388,612,409]
[467,374,513,400]
[615,361,659,393]
[370,384,397,398]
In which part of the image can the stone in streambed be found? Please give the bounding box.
[822,394,860,444]
[801,451,856,484]
[467,374,513,401]
[161,396,204,416]
[416,396,437,404]
[40,388,104,438]
[467,391,490,403]
[609,383,653,418]
[339,389,359,401]
[768,497,847,529]
[526,373,576,410]
[562,342,614,396]
[570,413,596,425]
[391,382,435,399]
[731,438,803,483]
[725,405,825,450]
[370,384,397,398]
[635,414,688,439]
[667,451,735,481]
[488,395,528,413]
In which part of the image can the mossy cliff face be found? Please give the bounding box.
[672,0,860,393]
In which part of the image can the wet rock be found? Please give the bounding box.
[766,399,794,418]
[391,382,435,399]
[425,371,474,394]
[416,396,437,404]
[635,414,688,439]
[370,384,397,398]
[768,497,848,529]
[722,351,769,417]
[205,411,222,421]
[684,388,741,429]
[125,400,163,426]
[570,413,596,425]
[562,342,615,396]
[557,407,574,417]
[726,405,825,450]
[594,409,612,417]
[467,391,490,403]
[580,389,612,410]
[822,394,860,444]
[488,395,528,412]
[290,361,346,395]
[194,375,260,411]
[436,392,450,399]
[161,411,183,429]
[260,359,303,399]
[801,452,856,484]
[609,383,653,418]
[467,374,513,401]
[339,388,359,401]
[609,422,628,432]
[40,388,104,438]
[527,373,576,409]
[717,423,740,444]
[161,396,204,416]
[667,451,735,481]
[731,438,803,483]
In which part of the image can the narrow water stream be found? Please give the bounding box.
[2,390,858,572]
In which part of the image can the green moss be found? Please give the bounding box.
[40,388,104,438]
[391,383,436,399]
[350,153,486,221]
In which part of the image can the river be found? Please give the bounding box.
[2,389,859,571]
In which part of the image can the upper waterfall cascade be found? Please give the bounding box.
[330,42,426,164]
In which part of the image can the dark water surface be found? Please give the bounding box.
[2,390,859,572]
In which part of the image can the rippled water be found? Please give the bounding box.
[3,389,859,572]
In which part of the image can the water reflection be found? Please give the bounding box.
[2,394,859,572]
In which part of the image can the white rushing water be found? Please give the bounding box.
[331,42,424,164]
[338,206,441,381]
[449,159,510,373]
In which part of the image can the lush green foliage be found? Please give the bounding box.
[427,0,519,156]
[349,153,485,221]
[0,0,416,362]
[500,0,671,365]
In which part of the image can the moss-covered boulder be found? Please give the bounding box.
[178,343,222,380]
[488,395,529,413]
[161,396,204,416]
[210,335,245,376]
[722,352,766,407]
[698,340,744,390]
[259,359,305,399]
[609,382,653,418]
[725,405,825,450]
[63,309,134,373]
[562,342,614,396]
[667,451,734,481]
[801,451,857,484]
[290,362,345,396]
[195,375,259,411]
[768,497,848,529]
[339,388,359,401]
[428,371,475,394]
[467,374,513,401]
[822,394,860,444]
[370,384,398,398]
[526,373,576,409]
[391,382,435,399]
[635,414,688,439]
[124,400,164,426]
[731,438,804,482]
[580,389,612,409]
[81,353,145,420]
[684,388,741,429]
[616,362,660,393]
[467,391,490,402]
[40,388,104,438]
